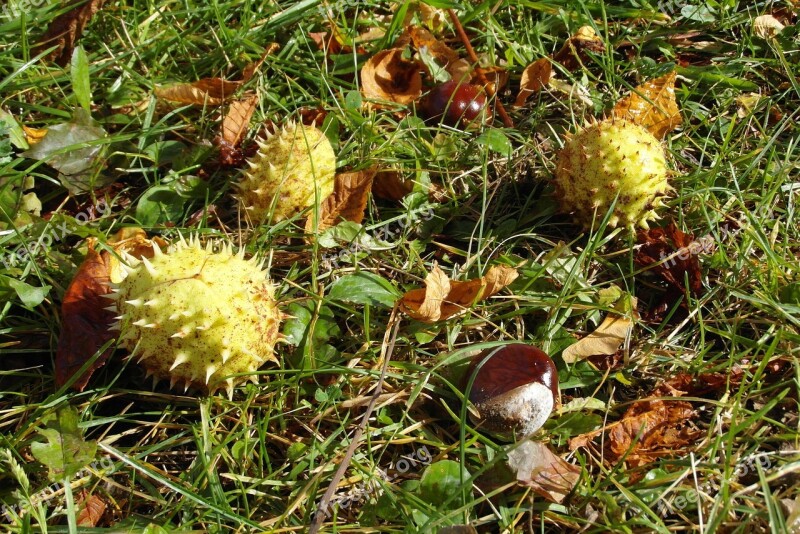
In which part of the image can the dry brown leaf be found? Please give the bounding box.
[241,43,280,83]
[446,58,473,84]
[753,14,786,39]
[612,71,682,139]
[507,441,581,503]
[562,300,638,364]
[473,66,508,95]
[76,491,107,527]
[409,25,460,66]
[552,25,605,71]
[308,168,377,232]
[219,93,259,147]
[515,58,552,106]
[55,240,117,391]
[569,377,700,472]
[399,264,518,323]
[360,48,422,105]
[154,78,242,106]
[34,0,107,66]
[56,229,165,390]
[372,170,414,201]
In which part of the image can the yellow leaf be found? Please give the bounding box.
[612,72,682,139]
[399,264,518,323]
[562,298,638,363]
[23,125,48,146]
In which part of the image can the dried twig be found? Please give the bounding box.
[307,308,401,533]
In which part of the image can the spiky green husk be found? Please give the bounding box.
[238,122,336,223]
[554,118,671,230]
[111,237,282,397]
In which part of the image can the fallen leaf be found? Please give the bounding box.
[399,264,518,323]
[613,71,682,139]
[569,377,700,472]
[515,58,552,106]
[34,0,107,66]
[361,48,422,105]
[507,440,580,503]
[635,222,705,321]
[56,230,165,390]
[76,492,107,527]
[20,109,109,195]
[551,26,605,71]
[154,78,242,106]
[753,14,785,39]
[562,298,638,364]
[473,66,508,95]
[308,168,377,232]
[54,241,116,391]
[23,125,48,146]
[372,170,414,201]
[409,25,460,66]
[241,43,280,83]
[219,93,259,147]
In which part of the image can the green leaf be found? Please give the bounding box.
[0,109,28,150]
[0,275,51,308]
[779,282,800,305]
[71,46,91,112]
[136,185,186,226]
[328,272,400,308]
[282,302,341,368]
[475,128,512,156]
[30,406,97,481]
[418,460,470,507]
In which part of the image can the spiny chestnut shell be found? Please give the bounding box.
[419,80,490,128]
[238,122,336,223]
[467,344,559,439]
[554,118,670,230]
[111,237,281,397]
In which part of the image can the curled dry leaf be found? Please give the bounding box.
[360,48,422,105]
[372,170,414,201]
[635,222,705,322]
[613,71,682,140]
[552,26,605,71]
[409,25,460,67]
[154,78,242,106]
[34,0,107,66]
[753,14,786,39]
[56,229,166,391]
[307,168,377,232]
[515,58,552,106]
[562,298,638,364]
[569,378,700,472]
[399,264,518,323]
[507,440,581,503]
[515,26,603,106]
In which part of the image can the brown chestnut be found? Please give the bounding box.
[419,80,490,128]
[466,344,559,439]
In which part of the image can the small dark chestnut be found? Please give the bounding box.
[466,344,559,439]
[419,80,490,128]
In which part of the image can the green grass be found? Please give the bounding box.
[1,0,800,532]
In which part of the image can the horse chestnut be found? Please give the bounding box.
[466,344,559,439]
[419,80,490,128]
